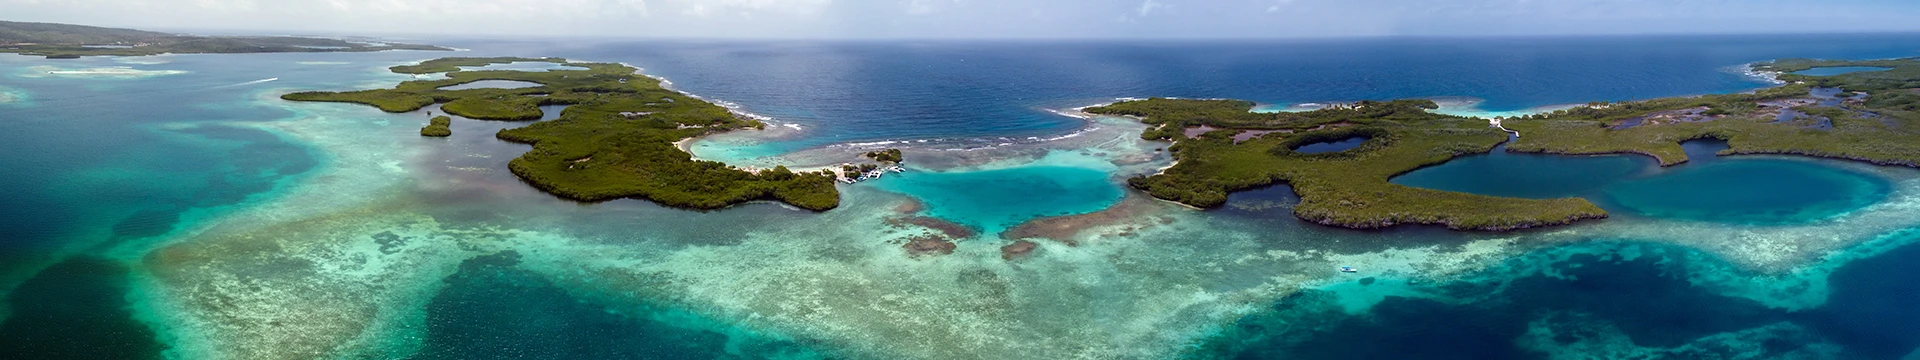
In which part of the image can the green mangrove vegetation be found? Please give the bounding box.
[864,148,904,163]
[283,57,840,211]
[0,20,447,58]
[1088,99,1607,231]
[1097,57,1920,231]
[421,116,452,137]
[1505,58,1920,167]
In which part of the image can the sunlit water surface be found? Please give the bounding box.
[3,35,1920,359]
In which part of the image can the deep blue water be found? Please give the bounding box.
[0,257,164,359]
[1604,159,1891,224]
[1292,136,1371,154]
[5,34,1920,359]
[1396,139,1893,224]
[1209,236,1920,359]
[1390,148,1649,199]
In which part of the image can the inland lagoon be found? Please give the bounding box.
[6,34,1920,359]
[1395,140,1894,225]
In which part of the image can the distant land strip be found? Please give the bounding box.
[0,20,448,58]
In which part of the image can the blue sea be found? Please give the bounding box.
[4,34,1920,359]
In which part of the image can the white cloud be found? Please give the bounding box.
[1135,0,1165,17]
[612,0,650,16]
[193,0,256,12]
[667,0,831,17]
[1265,0,1294,13]
[902,0,965,15]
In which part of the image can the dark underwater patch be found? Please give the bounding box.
[175,125,318,208]
[408,251,813,360]
[1194,242,1920,359]
[1794,232,1920,359]
[109,207,183,241]
[0,257,166,360]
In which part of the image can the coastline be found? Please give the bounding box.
[18,37,1920,360]
[677,98,1130,173]
[1100,57,1920,232]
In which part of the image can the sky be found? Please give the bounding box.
[6,0,1920,39]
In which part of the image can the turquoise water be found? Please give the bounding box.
[875,165,1122,234]
[1604,159,1891,223]
[7,35,1920,359]
[438,80,544,90]
[409,251,817,360]
[1793,66,1892,76]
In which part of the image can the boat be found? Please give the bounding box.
[1339,266,1358,273]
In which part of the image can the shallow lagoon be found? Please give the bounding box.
[1390,147,1649,199]
[437,80,544,90]
[1395,140,1891,224]
[1292,136,1370,154]
[874,158,1123,234]
[1605,159,1891,224]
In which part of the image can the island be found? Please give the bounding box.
[420,116,452,137]
[1089,58,1920,231]
[0,20,447,58]
[284,57,842,211]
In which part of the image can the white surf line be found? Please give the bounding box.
[1490,118,1521,138]
[216,78,280,88]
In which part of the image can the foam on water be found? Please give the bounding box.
[113,56,173,65]
[20,65,187,79]
[1426,97,1587,119]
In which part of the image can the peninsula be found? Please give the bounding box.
[0,20,447,58]
[284,57,841,211]
[1091,58,1920,231]
[1088,99,1605,230]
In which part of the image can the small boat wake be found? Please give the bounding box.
[216,78,280,88]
